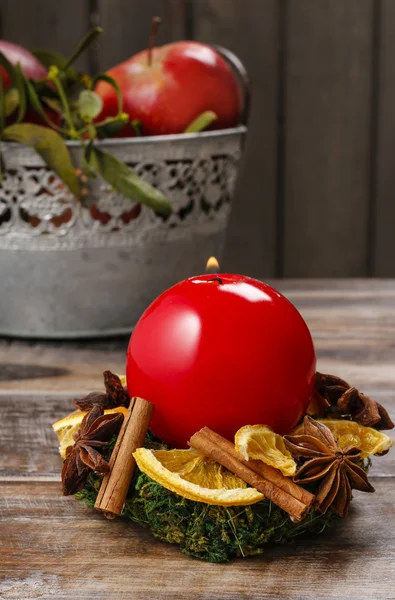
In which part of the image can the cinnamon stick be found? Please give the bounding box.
[203,427,314,507]
[95,396,154,519]
[189,427,312,521]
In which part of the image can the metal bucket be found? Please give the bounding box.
[0,127,246,337]
[0,46,249,338]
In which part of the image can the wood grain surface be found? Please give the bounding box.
[1,479,394,600]
[1,0,395,277]
[283,0,374,277]
[95,0,187,72]
[1,280,395,598]
[0,0,92,71]
[0,279,394,392]
[373,0,395,276]
[193,0,280,277]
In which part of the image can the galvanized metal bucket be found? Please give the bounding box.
[0,48,248,338]
[0,128,246,338]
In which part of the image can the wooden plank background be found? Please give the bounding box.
[1,279,395,598]
[0,0,394,278]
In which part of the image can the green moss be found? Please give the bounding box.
[76,475,340,563]
[74,433,368,562]
[121,471,339,562]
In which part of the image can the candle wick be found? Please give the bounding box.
[207,276,223,285]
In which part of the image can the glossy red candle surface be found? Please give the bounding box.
[126,274,316,448]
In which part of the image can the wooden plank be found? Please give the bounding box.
[192,0,280,278]
[283,0,374,277]
[1,280,395,392]
[0,337,128,392]
[0,0,92,70]
[96,0,187,72]
[1,388,394,480]
[1,479,395,599]
[1,281,395,596]
[373,0,395,275]
[0,393,70,479]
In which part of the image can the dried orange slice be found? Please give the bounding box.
[52,406,127,458]
[292,419,393,459]
[133,448,264,506]
[234,424,297,476]
[118,374,127,387]
[314,420,393,458]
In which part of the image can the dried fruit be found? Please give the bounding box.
[133,447,264,506]
[284,416,374,516]
[292,419,393,459]
[234,424,296,476]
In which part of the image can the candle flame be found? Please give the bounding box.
[205,256,220,273]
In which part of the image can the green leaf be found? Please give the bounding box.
[3,123,80,197]
[184,111,218,133]
[132,120,142,136]
[4,88,19,118]
[32,49,78,79]
[13,64,27,123]
[82,144,98,178]
[0,53,27,125]
[95,114,129,139]
[32,49,80,95]
[33,48,67,68]
[92,74,123,114]
[77,90,103,121]
[24,76,64,133]
[87,147,171,216]
[0,51,16,86]
[42,97,62,114]
[32,79,61,100]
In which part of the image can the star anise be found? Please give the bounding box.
[284,416,375,517]
[308,372,394,430]
[62,405,124,496]
[73,370,130,411]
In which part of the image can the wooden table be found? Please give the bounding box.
[1,280,395,599]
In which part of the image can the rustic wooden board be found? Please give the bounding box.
[95,0,187,72]
[373,0,395,276]
[1,390,393,480]
[1,0,389,278]
[0,337,128,392]
[0,393,67,479]
[0,0,92,71]
[1,279,394,392]
[0,478,394,600]
[282,0,374,277]
[193,0,280,278]
[1,280,395,597]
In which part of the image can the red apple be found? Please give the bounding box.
[95,41,242,136]
[0,40,60,128]
[0,40,47,88]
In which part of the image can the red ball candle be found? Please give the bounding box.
[126,273,316,448]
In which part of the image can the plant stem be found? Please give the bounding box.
[48,68,78,138]
[63,27,103,72]
[148,16,161,67]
